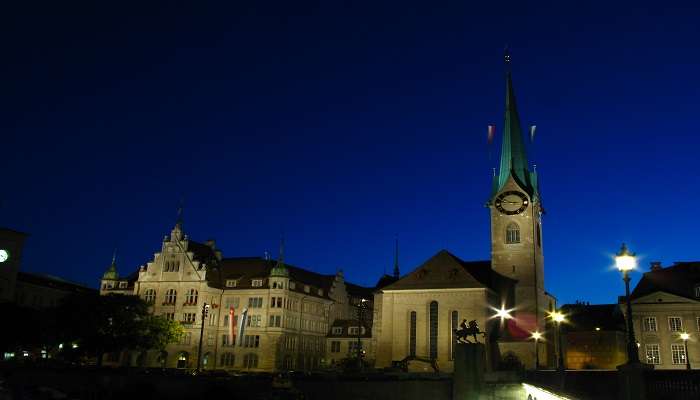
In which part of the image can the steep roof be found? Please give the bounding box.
[380,249,515,292]
[327,319,372,338]
[560,303,625,332]
[630,262,700,301]
[17,272,97,294]
[186,240,218,263]
[492,68,538,198]
[206,256,348,300]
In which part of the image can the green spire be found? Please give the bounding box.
[493,51,537,197]
[393,236,400,279]
[270,236,289,277]
[102,249,118,280]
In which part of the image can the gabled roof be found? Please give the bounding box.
[186,240,218,264]
[17,272,97,294]
[328,319,372,338]
[560,303,625,332]
[380,249,515,292]
[630,262,700,301]
[207,256,354,300]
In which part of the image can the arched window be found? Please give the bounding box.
[164,261,171,272]
[243,353,258,369]
[174,260,180,271]
[429,301,438,360]
[185,289,198,305]
[202,353,211,369]
[537,223,542,248]
[409,311,417,357]
[143,289,156,304]
[220,352,235,367]
[176,352,188,369]
[506,223,520,244]
[164,289,177,305]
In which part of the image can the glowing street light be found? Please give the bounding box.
[493,305,514,322]
[549,310,566,371]
[615,243,640,364]
[531,331,543,369]
[680,332,691,370]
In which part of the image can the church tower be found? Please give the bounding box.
[488,54,545,335]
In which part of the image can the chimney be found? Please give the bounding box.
[650,261,662,271]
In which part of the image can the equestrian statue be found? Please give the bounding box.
[454,319,485,344]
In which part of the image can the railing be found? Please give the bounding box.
[644,369,700,400]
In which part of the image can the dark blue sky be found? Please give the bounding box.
[3,1,700,305]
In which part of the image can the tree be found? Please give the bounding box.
[55,293,182,365]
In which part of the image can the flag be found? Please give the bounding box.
[229,306,235,342]
[487,125,495,144]
[530,125,536,143]
[236,308,248,346]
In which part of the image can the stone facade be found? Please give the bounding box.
[0,228,27,303]
[100,222,370,372]
[627,262,700,370]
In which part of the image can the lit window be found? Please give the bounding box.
[304,285,310,293]
[226,280,238,288]
[645,344,660,364]
[669,317,683,332]
[331,327,342,335]
[119,281,128,288]
[643,317,657,332]
[290,282,296,290]
[252,279,263,287]
[220,352,235,367]
[506,223,520,244]
[671,344,687,364]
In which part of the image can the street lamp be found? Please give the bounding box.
[531,331,543,369]
[681,332,691,370]
[355,298,368,370]
[196,302,210,372]
[549,310,566,371]
[615,243,640,364]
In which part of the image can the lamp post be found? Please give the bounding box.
[681,333,691,370]
[196,302,210,372]
[355,298,368,370]
[615,243,640,364]
[531,331,542,369]
[550,311,566,371]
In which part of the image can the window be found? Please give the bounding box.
[671,344,687,364]
[252,279,263,287]
[222,334,230,346]
[505,223,520,244]
[643,317,657,332]
[225,279,238,288]
[271,297,283,308]
[243,335,260,348]
[331,341,341,353]
[269,315,281,327]
[182,313,196,323]
[163,312,175,321]
[185,289,198,305]
[537,223,542,248]
[645,344,660,364]
[304,285,310,293]
[697,317,700,332]
[248,297,263,308]
[119,281,127,288]
[180,332,192,345]
[243,353,258,369]
[695,285,700,298]
[429,301,438,360]
[164,289,177,305]
[331,327,342,335]
[207,333,215,346]
[290,282,296,290]
[318,289,324,296]
[220,353,235,367]
[669,317,683,332]
[247,315,261,327]
[143,289,156,304]
[225,297,240,309]
[409,311,417,357]
[348,327,365,335]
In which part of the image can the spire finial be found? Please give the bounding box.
[504,45,512,70]
[176,197,184,228]
[111,248,117,266]
[393,235,400,279]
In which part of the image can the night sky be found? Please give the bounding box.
[3,1,700,305]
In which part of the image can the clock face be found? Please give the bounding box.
[494,191,529,215]
[0,249,8,263]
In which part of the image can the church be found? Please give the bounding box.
[372,62,556,372]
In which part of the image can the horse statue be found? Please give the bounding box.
[454,319,485,344]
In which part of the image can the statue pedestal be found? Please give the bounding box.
[453,343,486,400]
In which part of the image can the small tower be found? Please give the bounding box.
[393,237,400,279]
[100,250,119,294]
[269,237,290,290]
